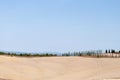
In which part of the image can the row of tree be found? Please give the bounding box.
[105,49,120,53]
[0,49,120,58]
[61,50,102,57]
[0,52,57,57]
[0,50,102,57]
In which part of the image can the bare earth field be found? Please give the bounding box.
[0,56,120,80]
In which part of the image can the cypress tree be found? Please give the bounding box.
[105,50,108,53]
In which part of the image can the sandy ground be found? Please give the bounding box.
[0,56,120,80]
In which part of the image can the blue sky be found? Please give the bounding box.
[0,0,120,52]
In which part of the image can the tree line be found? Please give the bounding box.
[0,50,102,57]
[0,52,57,57]
[0,49,120,58]
[105,49,120,53]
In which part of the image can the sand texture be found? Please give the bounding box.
[0,56,120,80]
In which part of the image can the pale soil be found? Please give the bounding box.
[0,56,120,80]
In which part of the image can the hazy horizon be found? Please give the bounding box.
[0,0,120,52]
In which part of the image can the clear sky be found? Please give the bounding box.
[0,0,120,53]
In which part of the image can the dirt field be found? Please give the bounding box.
[0,56,120,80]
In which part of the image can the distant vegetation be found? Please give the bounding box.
[0,52,57,57]
[0,49,120,58]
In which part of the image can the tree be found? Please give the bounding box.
[105,50,108,53]
[111,49,115,53]
[119,51,120,53]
